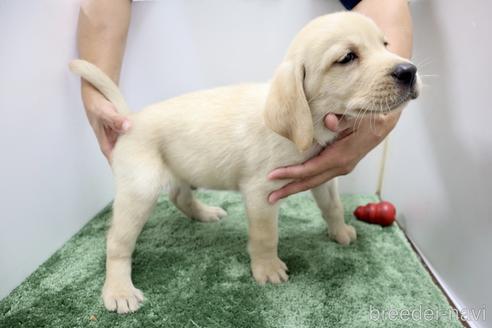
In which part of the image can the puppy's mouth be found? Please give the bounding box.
[355,88,418,115]
[386,91,414,111]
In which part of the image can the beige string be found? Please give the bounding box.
[375,136,390,199]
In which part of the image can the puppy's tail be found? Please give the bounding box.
[69,59,131,114]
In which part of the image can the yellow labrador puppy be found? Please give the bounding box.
[70,12,420,313]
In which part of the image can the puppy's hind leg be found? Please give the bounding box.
[311,179,356,246]
[169,178,227,223]
[102,152,163,314]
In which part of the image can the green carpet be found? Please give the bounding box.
[0,191,461,328]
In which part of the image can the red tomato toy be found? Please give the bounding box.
[353,201,396,226]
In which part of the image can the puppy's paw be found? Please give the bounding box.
[329,223,357,246]
[251,257,289,285]
[102,282,144,314]
[193,205,227,223]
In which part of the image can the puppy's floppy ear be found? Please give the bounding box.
[264,61,313,152]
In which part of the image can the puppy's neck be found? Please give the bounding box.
[313,121,337,147]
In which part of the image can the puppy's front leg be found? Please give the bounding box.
[243,191,288,284]
[311,179,356,245]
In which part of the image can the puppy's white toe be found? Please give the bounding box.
[329,223,357,246]
[193,205,227,223]
[102,283,144,314]
[251,257,289,285]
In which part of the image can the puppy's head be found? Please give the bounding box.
[264,12,421,152]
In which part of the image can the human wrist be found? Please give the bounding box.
[81,82,107,113]
[354,0,413,59]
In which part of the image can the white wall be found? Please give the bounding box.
[0,1,114,298]
[384,0,492,326]
[0,0,382,300]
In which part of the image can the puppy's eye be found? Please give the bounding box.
[337,52,357,64]
[384,41,389,47]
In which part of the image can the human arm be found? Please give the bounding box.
[77,0,132,161]
[268,0,413,203]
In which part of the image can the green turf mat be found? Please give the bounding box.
[0,191,462,327]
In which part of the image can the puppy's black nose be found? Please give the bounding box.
[392,63,417,86]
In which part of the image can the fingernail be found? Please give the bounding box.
[268,194,277,204]
[122,120,131,131]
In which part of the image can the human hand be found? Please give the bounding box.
[267,110,401,204]
[82,87,131,162]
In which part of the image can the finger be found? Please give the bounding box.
[268,171,333,204]
[90,121,113,162]
[335,128,354,141]
[324,113,357,133]
[324,113,339,132]
[382,108,402,126]
[104,125,121,153]
[107,112,131,133]
[101,104,131,133]
[355,113,398,141]
[270,141,350,180]
[360,109,401,132]
[330,116,392,163]
[99,136,112,161]
[336,115,355,131]
[268,156,322,180]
